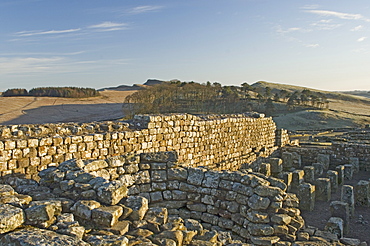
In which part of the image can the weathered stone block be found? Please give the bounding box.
[271,214,291,225]
[259,163,271,177]
[248,194,270,210]
[341,185,355,217]
[124,196,148,221]
[92,205,123,227]
[303,166,315,184]
[326,170,338,191]
[344,164,353,180]
[245,209,269,223]
[330,201,350,234]
[336,165,345,185]
[167,167,188,181]
[0,227,90,246]
[315,178,331,202]
[269,158,283,174]
[0,204,24,233]
[71,200,101,220]
[248,223,274,236]
[250,236,280,246]
[187,168,205,186]
[349,157,360,173]
[317,154,330,170]
[96,181,128,205]
[355,180,370,207]
[297,183,315,211]
[312,163,324,178]
[325,217,343,239]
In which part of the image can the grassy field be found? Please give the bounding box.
[0,90,136,125]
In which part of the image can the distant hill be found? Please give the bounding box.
[99,79,169,91]
[342,90,370,99]
[251,81,370,105]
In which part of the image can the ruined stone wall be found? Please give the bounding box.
[0,113,278,179]
[283,143,370,171]
[19,151,302,244]
[332,143,370,171]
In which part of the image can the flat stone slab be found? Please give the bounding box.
[0,227,90,245]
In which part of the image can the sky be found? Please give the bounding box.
[1,0,370,92]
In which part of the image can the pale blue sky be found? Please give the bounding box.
[1,0,370,92]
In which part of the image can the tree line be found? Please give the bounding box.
[2,87,100,98]
[123,81,329,118]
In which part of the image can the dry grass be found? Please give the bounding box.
[0,90,136,125]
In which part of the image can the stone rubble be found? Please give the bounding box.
[0,150,358,246]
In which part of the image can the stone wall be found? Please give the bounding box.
[283,143,370,171]
[0,113,280,179]
[0,151,305,245]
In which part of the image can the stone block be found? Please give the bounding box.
[303,166,315,184]
[325,217,343,239]
[96,181,128,205]
[259,163,271,177]
[84,234,129,246]
[25,200,62,228]
[336,165,345,185]
[0,204,24,233]
[167,167,188,181]
[92,205,123,227]
[269,158,283,174]
[248,223,274,236]
[0,227,90,246]
[341,185,355,217]
[317,154,330,170]
[312,163,324,178]
[250,236,280,246]
[281,152,293,171]
[248,194,270,210]
[344,164,353,180]
[124,196,148,221]
[326,170,338,191]
[349,157,360,173]
[330,201,350,234]
[315,178,331,202]
[245,209,269,223]
[144,207,168,225]
[291,170,304,188]
[187,168,205,186]
[254,185,283,197]
[202,171,220,188]
[355,180,370,207]
[278,172,292,192]
[105,220,130,235]
[298,183,315,211]
[271,214,291,225]
[71,200,101,220]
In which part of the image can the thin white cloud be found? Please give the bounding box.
[310,20,342,30]
[129,5,163,14]
[301,5,320,10]
[89,21,127,29]
[0,57,65,74]
[306,10,370,22]
[276,26,304,34]
[15,28,81,37]
[0,56,130,76]
[88,21,128,32]
[351,25,364,31]
[305,44,320,48]
[357,37,367,42]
